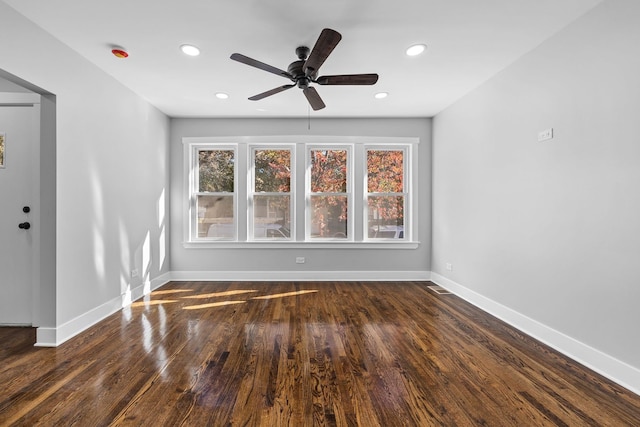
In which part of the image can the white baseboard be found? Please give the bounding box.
[34,327,57,347]
[430,272,640,396]
[170,270,431,282]
[35,272,171,347]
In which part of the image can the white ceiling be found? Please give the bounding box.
[4,0,602,118]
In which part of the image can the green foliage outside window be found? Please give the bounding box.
[199,150,234,192]
[254,149,290,192]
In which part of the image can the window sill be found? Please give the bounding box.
[183,241,420,250]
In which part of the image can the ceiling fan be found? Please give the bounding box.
[230,28,378,111]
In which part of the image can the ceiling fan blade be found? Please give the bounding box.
[315,74,379,85]
[230,53,293,80]
[303,87,326,111]
[303,28,342,76]
[248,84,296,101]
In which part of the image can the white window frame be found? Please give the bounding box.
[248,144,295,241]
[183,136,419,249]
[363,145,410,242]
[306,144,353,241]
[186,141,238,242]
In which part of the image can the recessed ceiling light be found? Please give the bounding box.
[180,44,200,56]
[374,92,388,99]
[405,44,427,57]
[215,92,229,99]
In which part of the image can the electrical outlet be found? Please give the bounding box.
[538,128,554,142]
[445,263,453,271]
[295,257,305,264]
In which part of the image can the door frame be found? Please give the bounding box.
[0,93,39,325]
[0,68,56,342]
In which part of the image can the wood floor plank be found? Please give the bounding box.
[1,281,639,426]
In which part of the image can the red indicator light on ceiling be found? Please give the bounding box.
[111,49,129,58]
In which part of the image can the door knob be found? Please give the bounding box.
[18,222,31,230]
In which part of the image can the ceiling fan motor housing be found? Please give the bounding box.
[287,59,311,88]
[287,60,305,78]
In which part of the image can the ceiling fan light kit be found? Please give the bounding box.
[230,28,378,111]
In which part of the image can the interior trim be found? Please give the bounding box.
[35,272,171,347]
[171,270,431,282]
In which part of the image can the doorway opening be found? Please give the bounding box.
[0,68,56,344]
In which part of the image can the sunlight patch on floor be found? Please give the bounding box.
[131,299,179,308]
[180,290,258,299]
[251,290,318,300]
[151,289,194,296]
[183,300,247,310]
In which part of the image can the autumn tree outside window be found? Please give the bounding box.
[195,147,236,239]
[367,149,406,239]
[309,148,350,239]
[250,148,293,240]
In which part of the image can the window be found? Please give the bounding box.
[250,147,293,240]
[193,146,236,240]
[366,149,406,240]
[308,147,350,240]
[184,136,417,247]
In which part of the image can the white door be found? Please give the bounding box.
[0,94,39,325]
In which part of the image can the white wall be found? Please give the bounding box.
[0,3,171,345]
[170,118,431,279]
[432,0,640,392]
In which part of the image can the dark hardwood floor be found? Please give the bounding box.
[1,281,639,426]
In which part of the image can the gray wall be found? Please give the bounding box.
[433,0,640,375]
[170,118,431,277]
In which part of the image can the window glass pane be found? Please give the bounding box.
[311,149,347,193]
[197,195,234,238]
[310,195,348,238]
[254,149,290,192]
[253,195,291,239]
[367,150,403,193]
[199,150,234,192]
[368,196,404,239]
